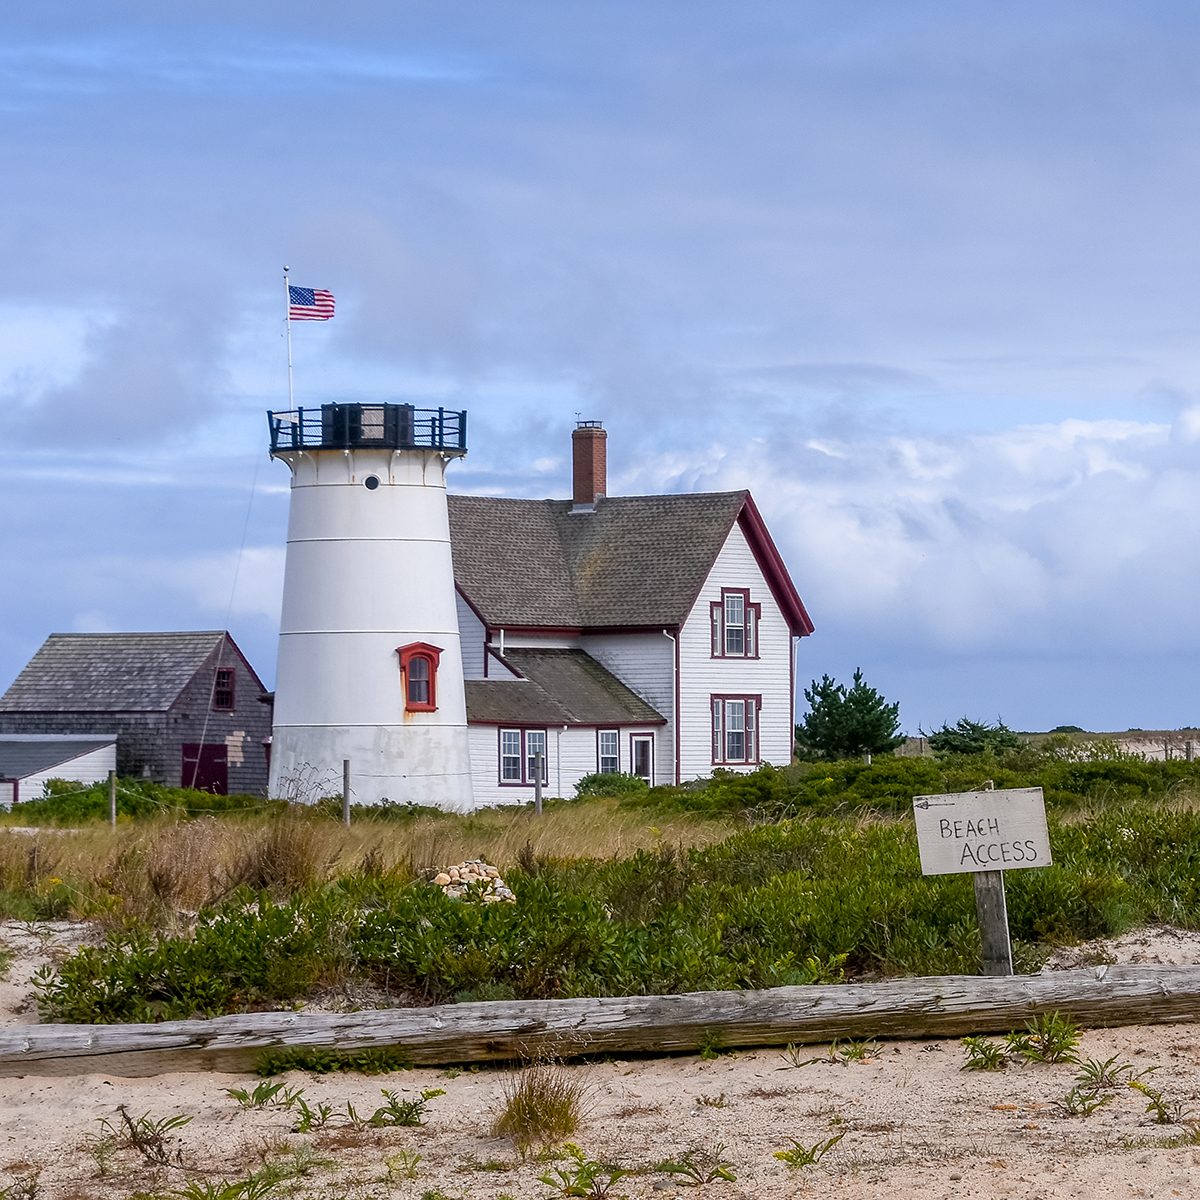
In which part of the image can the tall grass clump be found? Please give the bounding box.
[490,1058,591,1152]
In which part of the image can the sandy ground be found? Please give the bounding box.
[3,924,1200,1198]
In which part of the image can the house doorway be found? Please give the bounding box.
[630,735,654,786]
[182,743,228,794]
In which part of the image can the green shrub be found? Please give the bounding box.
[574,772,649,799]
[10,778,285,825]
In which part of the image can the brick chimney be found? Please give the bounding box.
[571,420,607,510]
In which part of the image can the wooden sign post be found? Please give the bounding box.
[912,786,1052,976]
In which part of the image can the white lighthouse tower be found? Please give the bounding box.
[266,402,474,810]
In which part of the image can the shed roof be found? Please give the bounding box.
[465,648,665,726]
[0,632,262,713]
[0,735,115,779]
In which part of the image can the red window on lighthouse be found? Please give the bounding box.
[396,642,442,712]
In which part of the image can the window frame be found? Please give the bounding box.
[597,729,620,774]
[396,642,442,713]
[709,588,760,659]
[710,695,761,766]
[498,727,549,787]
[212,667,236,712]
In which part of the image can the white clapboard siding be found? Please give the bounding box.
[14,744,116,806]
[678,521,794,780]
[583,633,675,784]
[467,723,663,804]
[455,591,487,679]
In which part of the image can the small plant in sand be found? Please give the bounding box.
[1004,1012,1080,1064]
[779,1042,824,1069]
[369,1088,445,1128]
[1130,1079,1191,1125]
[773,1131,845,1170]
[1074,1056,1139,1090]
[1055,1085,1112,1118]
[829,1037,880,1065]
[226,1081,304,1109]
[961,1036,1008,1071]
[537,1144,628,1199]
[382,1150,422,1183]
[171,1178,280,1200]
[0,1170,41,1200]
[291,1098,336,1133]
[490,1059,590,1153]
[697,1029,727,1061]
[655,1143,737,1185]
[97,1105,192,1167]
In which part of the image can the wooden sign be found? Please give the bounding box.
[912,787,1051,877]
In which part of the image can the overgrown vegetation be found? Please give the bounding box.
[15,745,1200,1023]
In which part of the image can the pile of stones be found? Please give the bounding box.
[430,859,515,903]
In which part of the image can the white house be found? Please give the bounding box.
[0,734,117,807]
[448,422,814,804]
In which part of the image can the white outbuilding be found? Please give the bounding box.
[0,734,117,807]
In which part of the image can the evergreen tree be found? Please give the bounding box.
[794,668,904,760]
[924,717,1022,756]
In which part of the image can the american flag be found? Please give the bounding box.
[288,286,335,321]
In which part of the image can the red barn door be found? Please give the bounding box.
[182,744,228,794]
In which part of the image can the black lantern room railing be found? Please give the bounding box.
[268,404,467,453]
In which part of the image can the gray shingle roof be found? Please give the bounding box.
[465,648,665,726]
[0,735,115,779]
[448,491,748,628]
[0,632,232,713]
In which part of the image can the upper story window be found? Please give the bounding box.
[212,668,235,711]
[711,695,760,765]
[396,642,442,713]
[598,730,619,774]
[710,588,759,658]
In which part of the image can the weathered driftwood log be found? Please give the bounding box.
[3,964,1199,1077]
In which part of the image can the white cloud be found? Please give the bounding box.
[620,411,1200,668]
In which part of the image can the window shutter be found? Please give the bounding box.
[712,698,722,761]
[711,605,721,656]
[747,608,757,657]
[747,700,757,761]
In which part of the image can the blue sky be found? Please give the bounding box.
[4,2,1200,734]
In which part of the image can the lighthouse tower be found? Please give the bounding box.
[266,403,473,810]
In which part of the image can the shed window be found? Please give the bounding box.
[213,668,235,711]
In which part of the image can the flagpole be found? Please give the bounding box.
[283,265,295,409]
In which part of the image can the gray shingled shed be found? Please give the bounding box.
[0,632,271,795]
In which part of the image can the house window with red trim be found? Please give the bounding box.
[499,729,548,785]
[598,730,619,774]
[711,695,760,764]
[710,589,759,658]
[213,668,235,711]
[396,642,442,712]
